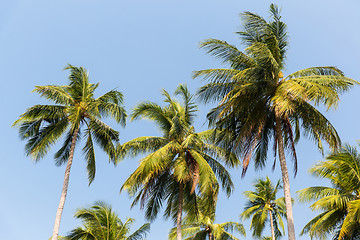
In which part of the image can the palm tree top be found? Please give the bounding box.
[170,201,246,240]
[194,4,358,175]
[119,84,239,239]
[298,144,360,240]
[243,177,282,204]
[65,201,150,240]
[13,64,127,183]
[194,4,357,240]
[130,84,198,139]
[241,177,286,239]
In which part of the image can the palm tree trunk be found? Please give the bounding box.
[269,210,276,240]
[177,182,184,240]
[51,127,79,240]
[275,116,296,240]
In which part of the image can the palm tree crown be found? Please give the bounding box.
[119,84,239,240]
[14,64,126,239]
[241,177,286,240]
[298,144,360,240]
[66,201,150,240]
[169,197,246,240]
[194,4,357,240]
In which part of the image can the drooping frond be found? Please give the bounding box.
[131,101,172,134]
[199,39,255,69]
[83,126,96,185]
[117,136,167,160]
[88,117,119,163]
[126,223,150,240]
[13,105,67,126]
[54,130,73,166]
[96,90,127,126]
[24,118,69,161]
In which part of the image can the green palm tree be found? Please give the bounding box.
[119,84,239,240]
[298,144,360,240]
[194,5,357,240]
[169,217,245,240]
[65,201,150,240]
[13,65,126,240]
[169,200,246,240]
[241,177,286,240]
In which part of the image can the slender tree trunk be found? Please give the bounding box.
[275,116,296,240]
[51,128,79,240]
[269,210,276,240]
[177,182,184,240]
[208,232,212,240]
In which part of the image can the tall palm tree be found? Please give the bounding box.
[298,144,360,240]
[13,65,126,240]
[119,84,239,240]
[169,198,246,240]
[241,177,286,240]
[194,4,357,240]
[65,201,150,240]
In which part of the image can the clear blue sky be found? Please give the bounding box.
[1,0,360,239]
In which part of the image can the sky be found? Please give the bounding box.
[1,0,360,239]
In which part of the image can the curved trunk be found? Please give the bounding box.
[51,127,79,240]
[275,116,296,240]
[177,182,184,240]
[269,210,276,240]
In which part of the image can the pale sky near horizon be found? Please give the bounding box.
[1,0,360,239]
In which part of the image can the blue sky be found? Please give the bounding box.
[1,0,360,239]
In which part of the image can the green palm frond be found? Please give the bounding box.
[175,84,198,124]
[25,118,69,161]
[121,142,178,196]
[117,136,167,160]
[89,117,118,162]
[199,39,255,69]
[201,154,233,197]
[13,105,67,126]
[83,126,96,184]
[33,85,74,105]
[131,101,172,133]
[54,131,74,166]
[126,223,150,240]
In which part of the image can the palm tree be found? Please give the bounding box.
[13,64,126,240]
[298,144,360,240]
[194,4,357,240]
[169,217,245,240]
[119,84,239,240]
[241,177,286,240]
[65,201,150,240]
[169,198,246,240]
